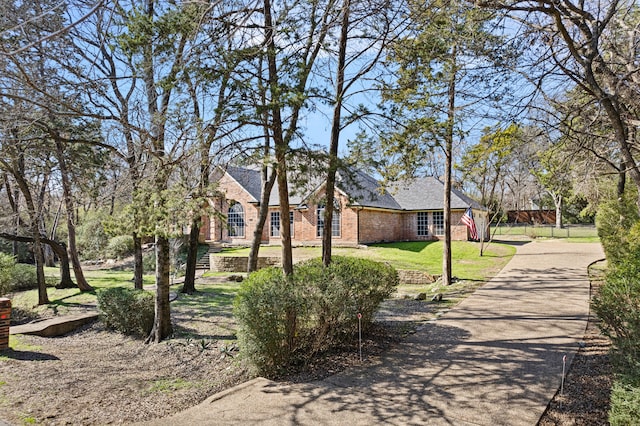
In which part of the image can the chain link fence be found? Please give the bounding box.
[491,224,598,239]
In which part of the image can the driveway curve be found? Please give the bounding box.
[139,239,604,426]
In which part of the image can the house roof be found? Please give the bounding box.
[224,165,309,206]
[388,176,484,210]
[224,166,263,201]
[222,165,483,211]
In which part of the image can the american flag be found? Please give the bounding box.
[462,207,478,240]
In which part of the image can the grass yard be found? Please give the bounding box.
[8,267,156,320]
[217,240,516,282]
[6,240,518,335]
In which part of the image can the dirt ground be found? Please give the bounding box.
[538,316,612,425]
[0,281,425,425]
[0,276,611,425]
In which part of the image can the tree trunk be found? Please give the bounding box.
[442,44,457,287]
[248,55,275,274]
[54,138,92,291]
[617,161,626,200]
[264,0,293,276]
[43,244,56,267]
[147,235,173,343]
[322,0,350,268]
[50,241,75,289]
[276,153,293,276]
[33,235,49,305]
[554,194,563,229]
[133,233,144,290]
[248,166,277,273]
[181,217,200,294]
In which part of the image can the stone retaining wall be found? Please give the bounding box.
[210,255,281,273]
[397,270,440,285]
[209,256,438,285]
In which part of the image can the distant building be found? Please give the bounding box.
[200,166,488,245]
[507,210,556,224]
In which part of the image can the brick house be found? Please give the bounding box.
[200,166,487,245]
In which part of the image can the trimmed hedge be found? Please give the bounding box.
[234,256,398,376]
[97,287,154,337]
[234,267,306,374]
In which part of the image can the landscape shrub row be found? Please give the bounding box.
[234,256,398,377]
[594,193,640,424]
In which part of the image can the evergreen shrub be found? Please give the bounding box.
[106,235,135,259]
[594,195,640,423]
[234,256,398,376]
[97,287,154,337]
[0,253,14,296]
[593,223,640,377]
[76,211,110,260]
[234,267,306,375]
[9,263,38,292]
[0,255,40,295]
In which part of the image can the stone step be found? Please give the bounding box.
[196,242,222,269]
[10,312,99,337]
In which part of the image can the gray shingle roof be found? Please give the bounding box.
[222,166,482,211]
[225,165,310,206]
[389,177,484,210]
[225,166,262,201]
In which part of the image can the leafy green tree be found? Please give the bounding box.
[114,0,213,342]
[458,123,521,217]
[321,0,397,266]
[258,0,341,275]
[529,142,573,229]
[379,0,512,284]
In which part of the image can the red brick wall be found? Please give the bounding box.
[0,298,10,350]
[206,174,477,244]
[451,210,469,240]
[358,210,472,243]
[209,174,263,244]
[358,210,405,243]
[290,192,357,245]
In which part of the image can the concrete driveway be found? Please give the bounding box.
[139,239,604,426]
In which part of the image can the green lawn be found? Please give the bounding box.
[492,224,599,239]
[8,241,516,319]
[9,267,156,316]
[217,241,516,282]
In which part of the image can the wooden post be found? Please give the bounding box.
[0,298,11,350]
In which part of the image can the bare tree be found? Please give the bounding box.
[477,0,640,206]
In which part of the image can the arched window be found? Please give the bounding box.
[316,202,341,238]
[227,202,245,237]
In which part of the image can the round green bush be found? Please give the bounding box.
[233,256,398,376]
[106,235,135,259]
[9,263,38,292]
[97,287,155,337]
[0,255,42,295]
[0,253,14,296]
[297,256,398,347]
[76,211,110,260]
[234,267,307,376]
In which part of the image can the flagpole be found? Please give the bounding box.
[479,214,485,256]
